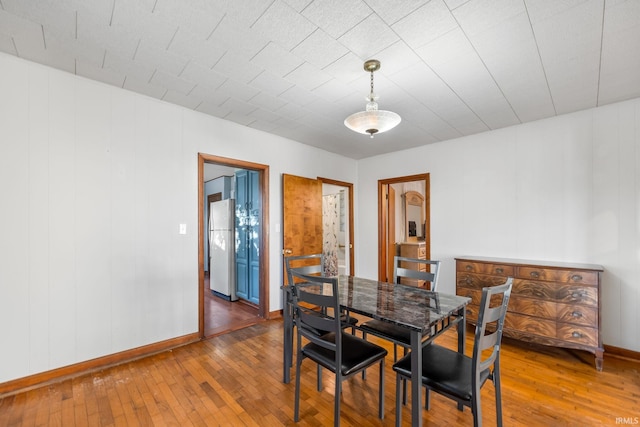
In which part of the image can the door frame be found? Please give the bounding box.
[378,173,430,282]
[198,153,270,339]
[318,177,355,276]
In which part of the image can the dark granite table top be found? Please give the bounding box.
[304,275,470,333]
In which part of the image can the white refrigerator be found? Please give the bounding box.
[209,199,237,301]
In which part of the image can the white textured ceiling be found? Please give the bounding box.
[1,0,639,159]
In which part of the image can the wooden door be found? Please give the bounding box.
[235,171,249,300]
[248,171,260,304]
[282,174,323,285]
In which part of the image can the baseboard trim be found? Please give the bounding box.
[0,332,200,397]
[268,309,283,320]
[604,344,640,362]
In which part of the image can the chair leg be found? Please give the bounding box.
[334,373,341,427]
[424,386,431,410]
[361,331,368,380]
[401,347,408,405]
[294,355,303,422]
[472,389,481,427]
[395,373,402,427]
[402,378,407,405]
[317,365,322,391]
[378,359,385,419]
[494,369,503,427]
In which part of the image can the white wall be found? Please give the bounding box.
[357,99,640,352]
[0,53,358,383]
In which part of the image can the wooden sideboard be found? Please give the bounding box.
[399,242,427,287]
[455,256,604,371]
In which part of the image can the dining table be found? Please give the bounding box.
[282,274,471,427]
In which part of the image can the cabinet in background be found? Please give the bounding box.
[399,242,427,288]
[456,256,604,370]
[235,170,260,305]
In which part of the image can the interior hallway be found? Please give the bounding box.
[204,273,260,337]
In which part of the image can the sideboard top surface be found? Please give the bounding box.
[455,256,604,272]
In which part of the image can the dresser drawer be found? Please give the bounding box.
[457,288,483,305]
[556,303,597,326]
[508,296,556,318]
[457,273,513,290]
[512,279,558,300]
[400,277,426,288]
[517,267,598,285]
[504,312,556,339]
[557,324,597,347]
[400,242,426,259]
[556,285,598,306]
[458,261,514,277]
[465,304,479,323]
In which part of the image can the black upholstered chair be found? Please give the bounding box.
[290,269,388,427]
[392,278,513,427]
[360,256,441,360]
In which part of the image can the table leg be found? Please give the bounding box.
[456,307,466,411]
[410,329,422,427]
[457,307,466,354]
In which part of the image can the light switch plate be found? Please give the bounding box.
[179,224,187,235]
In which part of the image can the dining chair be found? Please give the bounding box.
[359,256,441,360]
[392,278,513,427]
[284,254,358,330]
[283,254,359,385]
[290,269,388,427]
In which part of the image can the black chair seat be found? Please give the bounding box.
[303,332,388,377]
[393,344,490,402]
[359,319,411,345]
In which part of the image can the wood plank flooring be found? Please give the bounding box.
[204,274,260,337]
[1,319,637,426]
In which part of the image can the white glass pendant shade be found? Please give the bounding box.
[344,110,402,137]
[344,59,401,138]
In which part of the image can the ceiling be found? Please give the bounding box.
[1,0,639,160]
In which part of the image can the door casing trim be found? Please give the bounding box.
[377,173,430,282]
[198,153,270,339]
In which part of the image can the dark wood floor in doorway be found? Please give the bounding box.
[204,273,260,337]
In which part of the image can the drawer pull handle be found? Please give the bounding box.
[572,331,583,338]
[530,271,540,278]
[571,274,582,281]
[495,268,504,274]
[466,277,472,284]
[571,311,583,318]
[465,265,472,271]
[571,291,586,298]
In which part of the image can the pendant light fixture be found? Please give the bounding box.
[344,59,401,138]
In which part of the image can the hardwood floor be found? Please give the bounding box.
[1,318,638,426]
[204,273,260,337]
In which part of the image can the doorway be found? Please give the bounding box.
[198,153,270,339]
[378,173,430,282]
[319,177,354,276]
[282,174,355,284]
